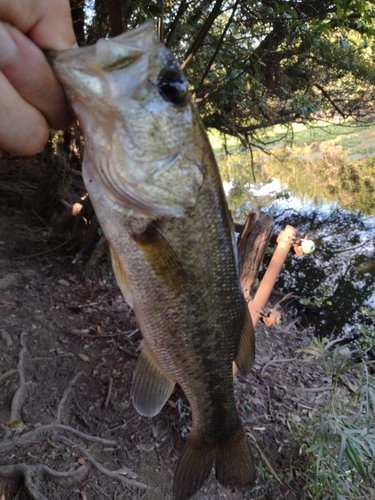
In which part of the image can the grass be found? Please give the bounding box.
[288,338,375,499]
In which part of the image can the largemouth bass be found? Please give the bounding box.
[50,22,255,500]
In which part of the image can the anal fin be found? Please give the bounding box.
[234,302,255,375]
[131,344,175,417]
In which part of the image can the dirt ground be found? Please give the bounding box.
[0,154,337,500]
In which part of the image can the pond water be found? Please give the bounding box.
[218,152,375,344]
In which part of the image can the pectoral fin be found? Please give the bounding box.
[234,303,255,376]
[131,344,176,417]
[133,222,186,292]
[110,246,133,307]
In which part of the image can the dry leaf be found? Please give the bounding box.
[58,279,70,287]
[8,420,25,429]
[77,457,86,465]
[78,353,90,362]
[137,443,155,452]
[114,466,137,478]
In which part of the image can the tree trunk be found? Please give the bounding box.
[70,0,85,46]
[237,210,274,302]
[107,0,123,37]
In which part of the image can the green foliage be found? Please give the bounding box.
[82,0,375,146]
[289,339,375,499]
[299,282,333,309]
[256,460,277,483]
[354,307,375,352]
[175,396,192,438]
[355,325,375,352]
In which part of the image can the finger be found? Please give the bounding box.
[0,0,76,50]
[0,72,49,156]
[0,22,74,131]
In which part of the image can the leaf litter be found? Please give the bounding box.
[0,155,362,499]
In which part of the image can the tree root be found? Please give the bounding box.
[58,435,149,490]
[0,424,118,453]
[56,372,84,423]
[0,368,17,383]
[0,463,88,500]
[10,332,28,423]
[0,423,148,495]
[0,333,149,497]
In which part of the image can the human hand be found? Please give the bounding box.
[0,0,76,155]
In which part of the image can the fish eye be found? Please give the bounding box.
[157,70,188,106]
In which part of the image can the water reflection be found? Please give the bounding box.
[220,162,375,339]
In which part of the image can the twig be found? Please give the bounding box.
[31,210,51,229]
[56,371,84,423]
[295,385,334,393]
[284,318,302,331]
[10,332,28,423]
[267,385,274,418]
[261,357,299,378]
[104,377,113,408]
[247,431,289,490]
[118,345,139,358]
[0,328,13,346]
[12,240,71,260]
[105,414,139,434]
[90,484,113,500]
[53,316,139,346]
[73,391,101,426]
[0,369,17,382]
[338,375,358,394]
[51,315,72,334]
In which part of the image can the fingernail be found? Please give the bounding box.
[0,22,18,66]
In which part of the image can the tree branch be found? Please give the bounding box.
[198,0,241,90]
[314,83,348,119]
[165,0,189,47]
[181,0,224,70]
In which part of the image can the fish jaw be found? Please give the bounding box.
[49,22,204,218]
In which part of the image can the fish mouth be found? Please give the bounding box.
[48,21,157,72]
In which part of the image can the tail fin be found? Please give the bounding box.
[215,429,255,488]
[173,430,255,500]
[173,438,216,500]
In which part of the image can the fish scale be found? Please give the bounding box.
[49,21,256,500]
